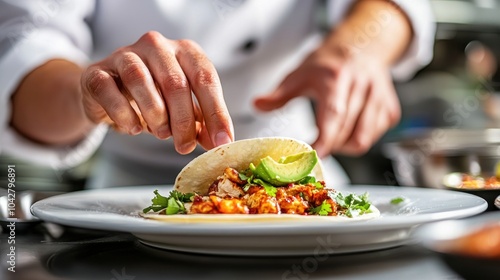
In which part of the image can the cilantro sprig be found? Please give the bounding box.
[310,200,333,216]
[143,190,194,215]
[299,176,323,189]
[253,179,278,197]
[390,197,405,205]
[239,170,278,197]
[332,191,372,218]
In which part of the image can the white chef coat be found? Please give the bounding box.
[0,0,435,188]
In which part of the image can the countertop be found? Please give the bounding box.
[0,222,464,280]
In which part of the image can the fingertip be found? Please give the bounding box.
[176,140,197,155]
[313,145,327,158]
[253,94,285,112]
[339,134,372,156]
[253,97,272,111]
[156,124,171,139]
[213,131,232,147]
[312,137,328,158]
[130,125,143,135]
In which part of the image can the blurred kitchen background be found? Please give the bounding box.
[3,0,500,191]
[338,0,500,186]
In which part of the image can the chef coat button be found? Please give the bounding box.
[241,39,257,53]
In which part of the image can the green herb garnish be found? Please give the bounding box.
[143,190,194,215]
[253,178,278,197]
[310,200,333,216]
[240,170,278,197]
[299,176,316,184]
[332,192,372,218]
[299,175,323,189]
[390,197,405,205]
[238,171,249,181]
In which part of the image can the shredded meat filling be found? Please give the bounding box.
[189,168,338,215]
[207,168,245,198]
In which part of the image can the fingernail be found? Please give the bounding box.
[179,140,196,154]
[313,143,327,158]
[214,131,232,146]
[130,125,142,135]
[157,125,171,139]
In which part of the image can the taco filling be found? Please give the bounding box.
[143,140,375,218]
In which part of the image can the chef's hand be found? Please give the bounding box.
[254,48,401,158]
[254,0,411,158]
[81,31,233,154]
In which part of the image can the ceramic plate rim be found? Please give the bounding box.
[31,185,488,235]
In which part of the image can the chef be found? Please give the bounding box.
[0,0,435,188]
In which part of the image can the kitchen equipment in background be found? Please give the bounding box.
[0,190,63,232]
[383,128,500,210]
[340,0,500,186]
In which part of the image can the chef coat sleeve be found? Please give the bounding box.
[326,0,436,81]
[0,0,108,169]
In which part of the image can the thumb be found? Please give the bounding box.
[253,74,303,112]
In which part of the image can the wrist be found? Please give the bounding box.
[315,38,387,68]
[11,59,96,145]
[319,0,412,68]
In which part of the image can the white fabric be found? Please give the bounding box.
[390,0,436,80]
[0,0,435,186]
[327,0,435,81]
[0,0,101,168]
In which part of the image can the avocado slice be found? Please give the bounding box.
[250,150,318,186]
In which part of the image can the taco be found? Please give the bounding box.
[142,137,380,220]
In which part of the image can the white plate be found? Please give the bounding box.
[31,185,487,256]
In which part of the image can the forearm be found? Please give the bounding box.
[10,59,95,146]
[322,0,413,66]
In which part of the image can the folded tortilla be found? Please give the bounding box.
[174,137,324,194]
[142,137,380,222]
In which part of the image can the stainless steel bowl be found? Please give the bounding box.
[383,128,500,210]
[0,190,64,231]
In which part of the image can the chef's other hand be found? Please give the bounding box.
[81,31,233,154]
[254,48,401,158]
